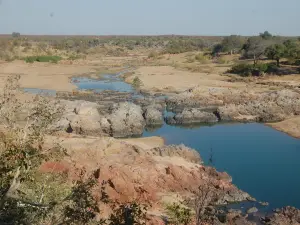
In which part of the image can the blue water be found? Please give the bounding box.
[143,123,300,209]
[71,76,134,93]
[71,72,300,209]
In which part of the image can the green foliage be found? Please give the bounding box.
[132,76,143,88]
[229,63,254,76]
[229,63,270,76]
[24,55,62,63]
[109,202,148,225]
[165,203,192,225]
[259,31,273,40]
[283,39,300,60]
[265,44,286,66]
[212,44,223,56]
[213,35,245,55]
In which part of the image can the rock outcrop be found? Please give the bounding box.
[51,100,106,136]
[167,87,300,124]
[166,108,219,125]
[52,100,147,137]
[41,138,252,219]
[108,102,146,137]
[143,105,164,125]
[262,206,300,225]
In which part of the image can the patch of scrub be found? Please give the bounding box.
[23,88,56,96]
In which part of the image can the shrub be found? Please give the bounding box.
[165,203,192,225]
[148,51,159,59]
[229,63,269,76]
[265,63,279,74]
[132,76,143,88]
[195,53,209,63]
[229,63,254,76]
[24,55,62,63]
[216,56,227,64]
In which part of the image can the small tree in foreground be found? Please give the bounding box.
[190,172,222,225]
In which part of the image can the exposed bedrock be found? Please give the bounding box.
[165,108,219,125]
[167,87,300,124]
[52,100,165,137]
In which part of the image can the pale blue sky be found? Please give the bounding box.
[0,0,299,36]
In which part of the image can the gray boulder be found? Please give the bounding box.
[53,100,106,136]
[166,108,218,125]
[108,102,146,137]
[143,106,163,125]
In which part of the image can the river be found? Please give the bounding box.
[26,73,300,209]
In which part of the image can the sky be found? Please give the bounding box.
[0,0,299,36]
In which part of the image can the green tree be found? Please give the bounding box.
[212,44,223,56]
[283,39,300,60]
[259,31,273,40]
[220,35,245,55]
[265,44,286,66]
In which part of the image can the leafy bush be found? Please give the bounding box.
[132,76,143,88]
[265,63,279,74]
[229,63,271,76]
[229,63,254,76]
[24,55,62,63]
[165,203,192,225]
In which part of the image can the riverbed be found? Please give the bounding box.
[33,73,300,209]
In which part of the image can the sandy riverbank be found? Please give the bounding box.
[267,116,300,139]
[0,58,127,92]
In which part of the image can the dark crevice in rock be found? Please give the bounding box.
[213,110,221,121]
[66,123,73,133]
